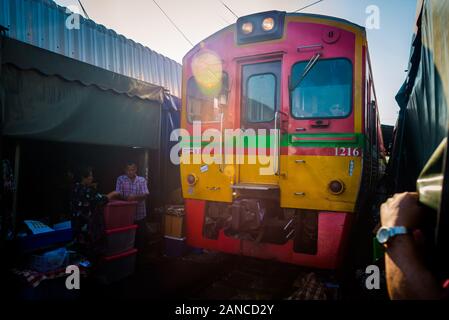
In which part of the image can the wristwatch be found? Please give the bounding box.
[376,226,410,245]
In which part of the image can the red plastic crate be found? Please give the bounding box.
[96,248,138,285]
[103,200,138,229]
[103,224,137,256]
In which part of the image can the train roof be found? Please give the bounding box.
[287,12,366,32]
[184,11,366,60]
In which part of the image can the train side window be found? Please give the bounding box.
[187,73,228,123]
[246,73,276,123]
[290,58,352,119]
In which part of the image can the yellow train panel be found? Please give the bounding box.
[279,155,362,212]
[238,155,279,185]
[180,161,234,203]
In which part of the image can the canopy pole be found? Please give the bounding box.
[158,103,163,205]
[12,143,20,234]
[144,149,149,181]
[142,148,150,217]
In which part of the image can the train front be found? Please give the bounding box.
[179,11,367,269]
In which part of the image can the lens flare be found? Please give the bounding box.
[191,49,223,96]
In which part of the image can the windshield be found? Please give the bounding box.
[291,59,352,119]
[242,61,281,124]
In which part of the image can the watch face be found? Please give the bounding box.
[377,228,390,244]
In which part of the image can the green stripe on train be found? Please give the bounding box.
[179,133,365,148]
[288,133,365,148]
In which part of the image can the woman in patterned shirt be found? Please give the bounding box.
[70,166,109,256]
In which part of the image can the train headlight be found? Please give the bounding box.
[241,22,254,34]
[187,174,198,186]
[236,11,285,45]
[262,17,275,31]
[329,180,345,195]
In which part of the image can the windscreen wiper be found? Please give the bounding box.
[289,53,321,91]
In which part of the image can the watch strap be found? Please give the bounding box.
[389,226,409,238]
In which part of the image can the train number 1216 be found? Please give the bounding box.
[335,147,361,157]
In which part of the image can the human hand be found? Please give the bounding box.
[106,191,120,200]
[380,192,425,228]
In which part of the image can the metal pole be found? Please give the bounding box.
[144,149,149,181]
[12,143,20,234]
[0,28,4,239]
[158,102,163,205]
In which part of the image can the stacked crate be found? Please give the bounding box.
[96,200,138,284]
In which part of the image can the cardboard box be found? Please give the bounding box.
[164,206,185,238]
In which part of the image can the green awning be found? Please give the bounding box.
[0,37,164,149]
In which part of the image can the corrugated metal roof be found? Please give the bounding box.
[0,0,182,97]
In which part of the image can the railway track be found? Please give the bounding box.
[185,253,341,300]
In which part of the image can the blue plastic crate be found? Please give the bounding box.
[17,228,73,253]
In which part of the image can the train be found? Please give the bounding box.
[178,11,386,269]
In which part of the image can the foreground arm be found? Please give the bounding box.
[384,233,442,299]
[381,192,443,299]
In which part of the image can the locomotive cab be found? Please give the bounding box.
[180,11,384,269]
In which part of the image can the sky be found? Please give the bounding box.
[53,0,418,125]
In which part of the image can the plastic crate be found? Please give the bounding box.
[103,200,138,229]
[30,247,69,272]
[103,224,137,256]
[95,248,137,285]
[17,227,73,253]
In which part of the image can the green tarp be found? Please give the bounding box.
[390,0,449,269]
[392,0,449,191]
[0,37,164,149]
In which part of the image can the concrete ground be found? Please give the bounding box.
[3,233,388,301]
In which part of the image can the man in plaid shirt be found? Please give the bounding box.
[116,162,149,249]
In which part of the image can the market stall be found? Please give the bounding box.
[0,36,180,296]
